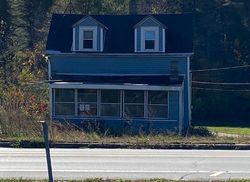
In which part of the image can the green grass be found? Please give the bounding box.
[208,126,250,136]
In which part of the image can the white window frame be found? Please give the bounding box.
[79,26,97,51]
[141,26,159,52]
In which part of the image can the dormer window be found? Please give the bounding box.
[79,26,97,51]
[145,31,156,50]
[134,16,166,53]
[83,30,94,49]
[141,27,159,52]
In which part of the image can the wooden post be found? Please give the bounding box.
[41,121,53,182]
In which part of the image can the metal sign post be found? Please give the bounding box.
[40,120,54,182]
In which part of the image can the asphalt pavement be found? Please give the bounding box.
[0,148,250,180]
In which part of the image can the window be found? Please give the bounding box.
[124,90,144,118]
[101,90,120,117]
[148,91,168,118]
[79,26,97,51]
[140,27,159,52]
[83,30,93,49]
[78,89,97,117]
[145,31,155,50]
[54,89,75,116]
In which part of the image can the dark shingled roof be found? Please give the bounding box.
[46,13,193,53]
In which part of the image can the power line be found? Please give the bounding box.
[192,87,250,92]
[192,81,250,85]
[191,65,250,73]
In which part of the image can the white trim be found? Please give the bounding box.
[140,26,159,52]
[134,28,138,52]
[178,89,183,135]
[72,27,76,51]
[79,26,98,51]
[72,15,108,30]
[100,28,103,52]
[134,16,166,29]
[187,56,191,125]
[50,83,183,91]
[46,52,194,57]
[74,89,78,116]
[162,28,166,52]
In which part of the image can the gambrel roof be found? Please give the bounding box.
[46,13,193,53]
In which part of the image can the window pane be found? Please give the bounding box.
[148,105,168,118]
[101,90,120,103]
[101,104,120,117]
[78,89,97,102]
[145,40,155,49]
[78,103,97,117]
[55,89,74,102]
[84,30,93,39]
[124,105,144,118]
[124,90,144,103]
[145,31,155,40]
[83,40,93,48]
[55,103,75,115]
[148,91,168,104]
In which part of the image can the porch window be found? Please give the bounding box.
[148,91,168,118]
[78,89,97,117]
[54,89,75,116]
[124,90,144,118]
[100,90,121,117]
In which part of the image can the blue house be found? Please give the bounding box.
[45,14,193,134]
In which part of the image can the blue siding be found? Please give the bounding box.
[51,56,187,76]
[50,55,190,133]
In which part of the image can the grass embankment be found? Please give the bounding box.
[208,126,250,136]
[1,121,250,145]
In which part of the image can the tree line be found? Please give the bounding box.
[0,0,250,126]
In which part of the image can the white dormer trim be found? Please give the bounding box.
[163,28,166,52]
[134,28,138,52]
[100,28,104,52]
[79,26,97,51]
[72,27,76,51]
[134,15,166,29]
[140,26,159,52]
[73,15,108,30]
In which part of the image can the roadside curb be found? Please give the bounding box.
[1,141,250,150]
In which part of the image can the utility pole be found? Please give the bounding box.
[40,120,53,182]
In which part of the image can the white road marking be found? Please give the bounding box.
[210,171,225,177]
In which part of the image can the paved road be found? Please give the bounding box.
[0,148,250,180]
